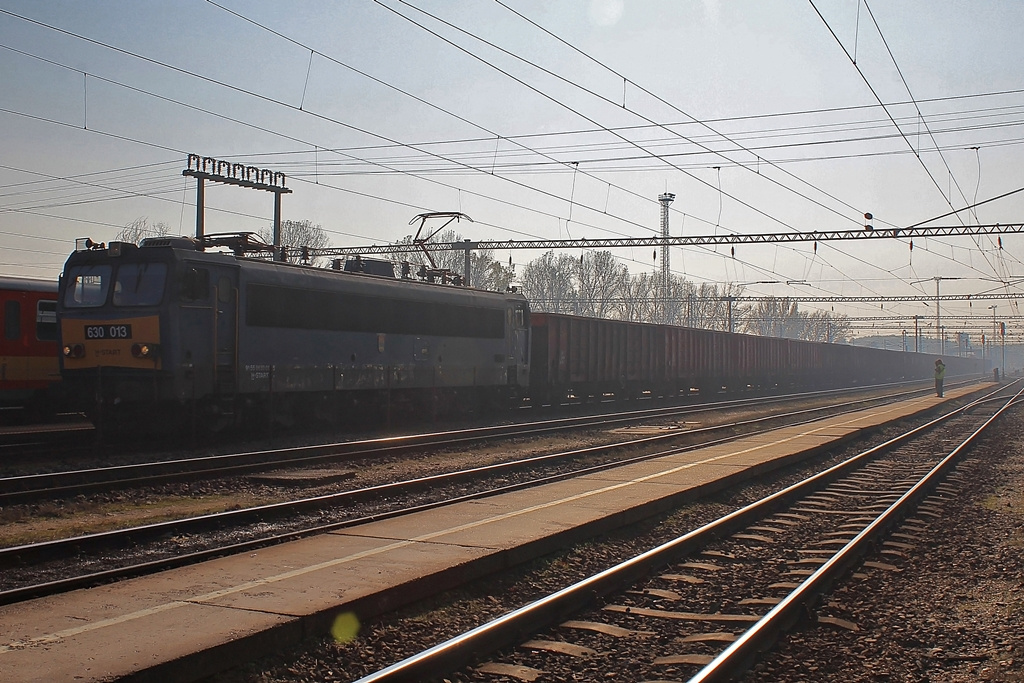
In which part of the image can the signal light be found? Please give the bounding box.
[62,344,85,359]
[131,343,159,359]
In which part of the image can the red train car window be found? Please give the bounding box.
[36,300,57,341]
[4,301,20,341]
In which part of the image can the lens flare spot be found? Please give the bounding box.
[331,612,360,643]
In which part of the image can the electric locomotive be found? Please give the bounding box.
[57,235,531,432]
[0,276,63,420]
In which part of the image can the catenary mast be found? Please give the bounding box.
[658,192,675,323]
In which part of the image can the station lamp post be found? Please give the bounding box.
[989,305,998,371]
[1001,321,1006,380]
[724,296,735,334]
[913,276,960,348]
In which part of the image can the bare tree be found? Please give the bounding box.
[607,277,743,327]
[475,255,515,292]
[115,217,171,244]
[660,275,700,326]
[574,251,626,318]
[805,310,851,343]
[519,251,578,314]
[742,297,811,339]
[257,219,330,265]
[681,282,745,331]
[617,272,659,322]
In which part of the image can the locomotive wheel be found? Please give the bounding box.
[192,396,238,434]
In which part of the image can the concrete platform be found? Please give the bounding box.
[0,385,986,682]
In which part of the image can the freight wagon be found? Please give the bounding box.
[528,312,983,404]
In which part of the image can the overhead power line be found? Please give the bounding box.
[526,293,1022,306]
[840,315,1024,322]
[5,6,1018,294]
[809,0,1008,280]
[728,293,1020,304]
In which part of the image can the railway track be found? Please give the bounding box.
[0,380,968,505]
[343,384,1023,683]
[0,381,987,606]
[0,420,93,461]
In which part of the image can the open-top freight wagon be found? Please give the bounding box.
[528,312,982,404]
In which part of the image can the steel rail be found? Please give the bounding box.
[0,380,987,605]
[0,378,954,504]
[0,422,92,447]
[0,388,906,605]
[0,397,747,501]
[963,392,1024,412]
[0,383,933,564]
[348,383,1011,683]
[685,383,1024,682]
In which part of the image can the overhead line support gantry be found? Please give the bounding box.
[312,223,1023,258]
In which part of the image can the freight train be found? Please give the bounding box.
[0,276,63,421]
[56,236,984,434]
[528,312,976,402]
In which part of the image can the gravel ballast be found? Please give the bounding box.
[198,401,1024,683]
[739,414,1024,683]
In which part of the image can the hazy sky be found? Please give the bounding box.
[2,0,1023,338]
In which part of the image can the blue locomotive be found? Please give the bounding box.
[57,235,531,432]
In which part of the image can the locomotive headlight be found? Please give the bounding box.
[62,344,85,359]
[131,343,160,359]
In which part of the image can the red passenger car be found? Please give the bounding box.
[0,276,61,419]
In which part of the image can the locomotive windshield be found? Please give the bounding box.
[112,263,167,306]
[63,262,168,308]
[63,265,112,308]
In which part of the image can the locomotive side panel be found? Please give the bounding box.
[234,265,517,395]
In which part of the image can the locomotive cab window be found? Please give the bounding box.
[217,276,233,303]
[4,301,20,341]
[113,262,167,306]
[63,265,112,308]
[180,267,210,301]
[36,300,57,341]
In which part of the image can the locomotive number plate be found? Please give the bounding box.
[85,324,133,340]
